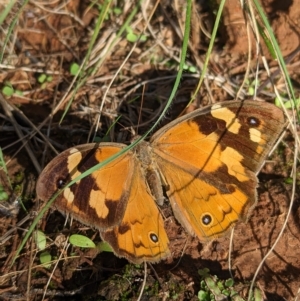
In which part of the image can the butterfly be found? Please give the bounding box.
[36,100,286,264]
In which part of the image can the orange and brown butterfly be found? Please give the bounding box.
[36,100,286,264]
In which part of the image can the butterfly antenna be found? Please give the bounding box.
[136,84,146,136]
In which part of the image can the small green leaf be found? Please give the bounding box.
[222,289,230,296]
[0,190,9,202]
[126,32,138,43]
[274,97,281,107]
[231,293,244,301]
[284,177,293,184]
[283,98,300,109]
[38,74,47,83]
[140,34,147,42]
[39,251,52,268]
[113,7,122,15]
[183,64,189,70]
[188,65,197,73]
[97,241,113,252]
[200,280,207,289]
[15,90,23,96]
[198,290,210,301]
[274,97,300,109]
[2,85,14,96]
[35,230,47,250]
[69,234,96,248]
[225,278,234,287]
[70,62,80,76]
[248,86,255,96]
[253,287,263,301]
[217,280,224,290]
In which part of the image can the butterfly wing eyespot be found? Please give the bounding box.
[247,116,260,126]
[201,214,213,227]
[149,232,159,243]
[57,178,67,189]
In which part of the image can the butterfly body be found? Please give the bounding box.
[36,101,286,263]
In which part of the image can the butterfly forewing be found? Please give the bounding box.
[36,143,134,230]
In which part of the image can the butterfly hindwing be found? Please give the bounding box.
[101,157,170,264]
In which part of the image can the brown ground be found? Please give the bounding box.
[0,1,300,300]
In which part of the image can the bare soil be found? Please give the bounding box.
[0,1,300,300]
